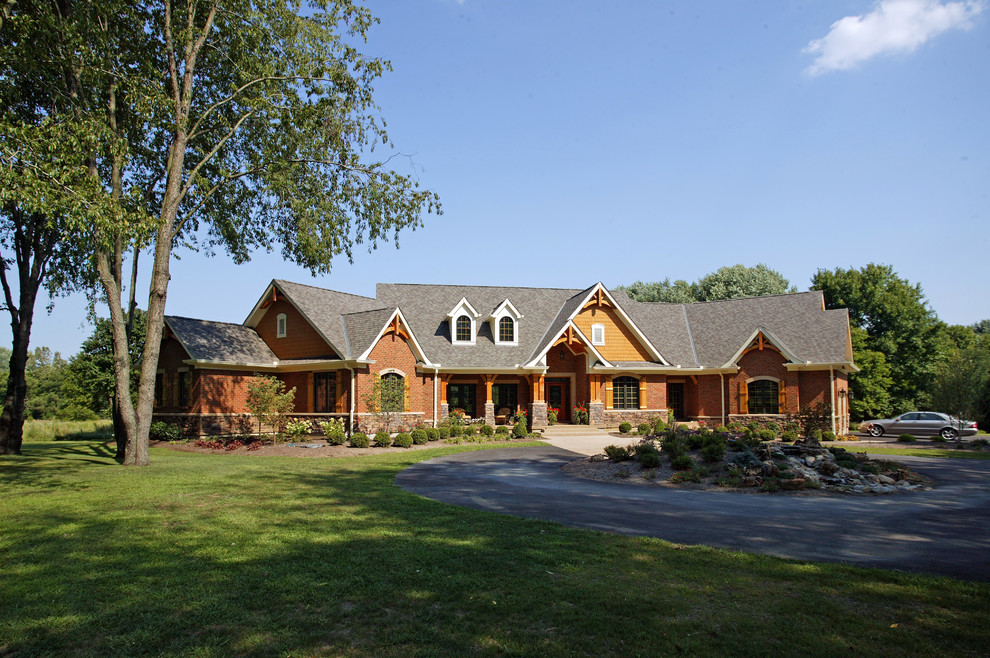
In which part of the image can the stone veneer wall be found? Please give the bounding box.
[601,410,668,428]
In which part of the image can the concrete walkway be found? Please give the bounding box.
[396,445,990,582]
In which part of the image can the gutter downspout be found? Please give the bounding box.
[432,366,439,428]
[720,372,725,427]
[829,365,836,435]
[347,365,356,438]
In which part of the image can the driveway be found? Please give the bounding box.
[396,446,990,581]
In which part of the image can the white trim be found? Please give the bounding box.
[591,323,605,346]
[581,283,668,364]
[721,327,802,368]
[355,308,435,367]
[452,314,476,346]
[525,321,613,368]
[379,367,407,378]
[744,375,780,383]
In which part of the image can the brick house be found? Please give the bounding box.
[153,280,857,435]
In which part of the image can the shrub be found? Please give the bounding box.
[821,430,836,442]
[638,450,662,468]
[437,426,451,440]
[897,434,917,443]
[808,429,823,441]
[445,437,463,445]
[449,424,464,437]
[746,421,762,432]
[604,444,632,461]
[701,435,727,462]
[685,433,704,450]
[394,433,413,448]
[671,454,694,471]
[652,418,667,434]
[765,421,780,434]
[495,425,510,435]
[637,422,651,436]
[285,419,312,441]
[781,430,799,442]
[320,419,347,445]
[411,429,428,445]
[349,432,370,448]
[930,434,947,443]
[480,423,494,436]
[150,421,183,442]
[513,420,528,438]
[374,431,392,447]
[426,428,440,442]
[619,422,632,434]
[670,469,701,483]
[714,425,729,434]
[757,429,776,442]
[462,425,477,437]
[661,434,685,459]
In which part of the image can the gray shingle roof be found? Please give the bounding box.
[376,283,584,368]
[267,279,385,358]
[165,316,278,364]
[342,307,399,360]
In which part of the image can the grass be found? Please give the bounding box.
[844,445,990,460]
[22,418,113,442]
[2,440,989,656]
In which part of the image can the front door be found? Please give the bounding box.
[667,383,685,420]
[545,379,570,423]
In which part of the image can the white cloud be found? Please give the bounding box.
[804,0,984,75]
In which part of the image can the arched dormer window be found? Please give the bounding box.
[276,313,287,338]
[499,316,514,343]
[455,315,472,342]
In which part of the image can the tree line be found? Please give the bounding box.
[620,263,990,428]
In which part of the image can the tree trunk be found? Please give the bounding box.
[0,323,31,455]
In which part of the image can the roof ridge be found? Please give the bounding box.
[666,290,818,306]
[166,315,246,327]
[274,278,379,302]
[342,306,397,318]
[379,282,582,293]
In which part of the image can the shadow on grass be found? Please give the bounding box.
[1,443,989,656]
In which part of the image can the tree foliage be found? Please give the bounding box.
[245,375,296,442]
[812,264,943,418]
[361,374,405,433]
[1,1,440,464]
[926,326,990,432]
[620,264,796,303]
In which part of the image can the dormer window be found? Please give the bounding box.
[499,316,514,343]
[591,323,605,345]
[276,313,287,338]
[455,315,472,342]
[447,297,479,345]
[488,299,522,346]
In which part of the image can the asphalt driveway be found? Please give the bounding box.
[396,447,990,581]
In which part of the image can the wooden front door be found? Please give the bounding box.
[545,379,570,423]
[667,383,685,420]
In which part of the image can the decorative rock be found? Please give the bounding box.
[878,474,895,485]
[779,477,805,490]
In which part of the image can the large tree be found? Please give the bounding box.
[812,264,943,417]
[620,264,796,303]
[3,1,439,465]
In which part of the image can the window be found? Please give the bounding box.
[591,324,605,346]
[380,373,405,412]
[747,380,779,414]
[448,383,476,416]
[455,315,472,342]
[177,370,191,407]
[613,376,639,409]
[499,316,514,343]
[492,383,517,410]
[276,313,287,338]
[314,372,337,413]
[154,372,165,408]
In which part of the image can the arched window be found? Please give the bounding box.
[613,376,639,410]
[381,372,405,412]
[455,315,472,342]
[499,316,514,343]
[748,379,779,414]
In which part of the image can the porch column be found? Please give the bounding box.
[529,374,547,430]
[589,373,604,427]
[484,374,496,426]
[439,374,450,421]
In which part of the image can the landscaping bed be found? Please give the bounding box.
[569,431,934,494]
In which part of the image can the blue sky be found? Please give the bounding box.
[14,0,990,357]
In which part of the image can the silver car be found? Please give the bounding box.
[865,411,978,440]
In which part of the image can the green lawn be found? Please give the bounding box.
[845,446,990,460]
[2,441,989,656]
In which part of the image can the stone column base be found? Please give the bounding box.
[440,403,449,422]
[529,402,548,430]
[589,402,605,427]
[484,402,495,427]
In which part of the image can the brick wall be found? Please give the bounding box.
[155,335,193,413]
[355,332,436,423]
[727,348,798,415]
[256,298,337,359]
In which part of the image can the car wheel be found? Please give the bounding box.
[868,424,884,437]
[940,427,958,440]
